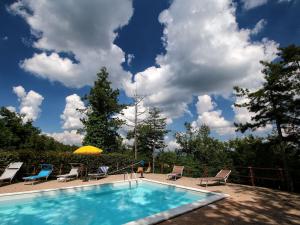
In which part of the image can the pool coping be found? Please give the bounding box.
[124,178,229,225]
[0,178,229,225]
[0,179,131,198]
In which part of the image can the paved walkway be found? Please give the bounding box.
[0,173,299,224]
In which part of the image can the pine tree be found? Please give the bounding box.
[81,67,125,151]
[234,45,300,191]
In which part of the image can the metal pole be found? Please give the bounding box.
[134,96,138,160]
[152,145,155,174]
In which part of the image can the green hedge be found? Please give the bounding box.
[0,150,134,178]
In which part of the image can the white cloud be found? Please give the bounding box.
[45,94,86,146]
[232,97,252,124]
[196,95,215,114]
[12,85,44,122]
[61,94,86,130]
[9,0,133,88]
[13,85,26,98]
[192,95,235,136]
[127,54,135,66]
[241,0,293,10]
[2,36,8,41]
[122,138,134,147]
[193,110,235,135]
[251,19,267,35]
[167,140,180,151]
[193,95,273,136]
[278,0,292,2]
[117,102,149,140]
[124,0,278,121]
[232,97,273,133]
[165,136,180,151]
[6,106,16,113]
[47,130,83,146]
[241,0,268,10]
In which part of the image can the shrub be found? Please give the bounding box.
[0,150,134,177]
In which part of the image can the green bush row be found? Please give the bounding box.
[0,150,134,177]
[157,151,233,178]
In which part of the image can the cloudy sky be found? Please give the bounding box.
[0,0,299,147]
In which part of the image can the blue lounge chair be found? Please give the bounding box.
[23,164,53,185]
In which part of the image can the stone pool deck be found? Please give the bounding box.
[0,173,299,225]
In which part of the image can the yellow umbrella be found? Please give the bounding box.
[73,145,103,155]
[73,146,103,181]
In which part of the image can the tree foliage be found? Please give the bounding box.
[81,67,125,151]
[128,108,168,160]
[234,45,300,191]
[234,45,300,147]
[0,107,75,151]
[175,123,232,170]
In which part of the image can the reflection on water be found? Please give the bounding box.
[0,181,213,225]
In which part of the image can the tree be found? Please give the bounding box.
[174,122,195,155]
[234,45,300,191]
[128,107,168,160]
[81,67,125,151]
[0,107,75,151]
[0,107,39,150]
[175,123,230,170]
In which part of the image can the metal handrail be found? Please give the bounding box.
[123,171,138,188]
[109,161,142,175]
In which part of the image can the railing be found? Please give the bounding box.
[109,161,142,175]
[154,163,300,191]
[233,166,285,186]
[123,172,138,188]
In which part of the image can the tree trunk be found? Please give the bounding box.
[152,143,155,174]
[275,118,294,192]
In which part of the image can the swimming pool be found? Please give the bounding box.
[0,179,226,225]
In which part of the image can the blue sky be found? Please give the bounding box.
[0,0,299,147]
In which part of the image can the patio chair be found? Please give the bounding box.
[167,165,184,181]
[88,166,109,180]
[57,165,80,182]
[199,169,231,187]
[23,164,53,185]
[144,165,151,173]
[0,162,23,184]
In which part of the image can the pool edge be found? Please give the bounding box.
[124,178,229,225]
[0,178,229,225]
[0,179,128,198]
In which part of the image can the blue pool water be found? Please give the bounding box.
[0,181,214,225]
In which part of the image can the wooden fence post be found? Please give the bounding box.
[59,164,63,175]
[249,166,255,186]
[278,168,284,182]
[32,164,36,175]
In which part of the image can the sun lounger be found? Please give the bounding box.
[57,166,80,182]
[88,166,109,180]
[199,169,231,187]
[144,166,151,173]
[167,165,184,180]
[0,162,23,184]
[23,164,53,185]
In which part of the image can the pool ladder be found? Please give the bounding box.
[124,172,138,188]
